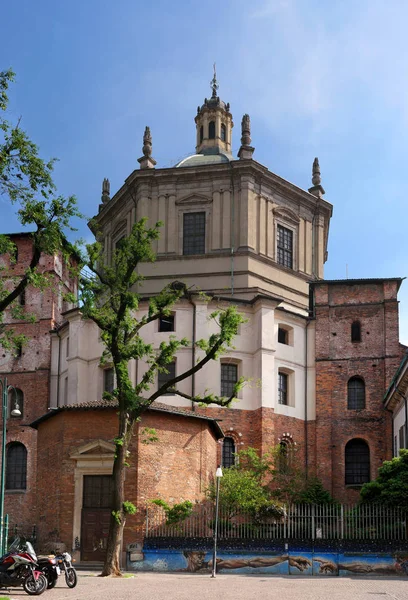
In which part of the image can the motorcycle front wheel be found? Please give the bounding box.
[65,567,77,588]
[23,572,48,596]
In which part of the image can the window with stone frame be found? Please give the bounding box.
[278,327,289,345]
[183,212,206,255]
[159,314,175,332]
[221,363,238,398]
[347,377,365,410]
[158,361,176,395]
[6,442,27,490]
[277,225,293,269]
[222,437,236,468]
[104,368,114,394]
[114,235,126,252]
[209,121,215,139]
[278,372,288,405]
[345,439,370,485]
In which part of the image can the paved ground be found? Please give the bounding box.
[2,571,408,600]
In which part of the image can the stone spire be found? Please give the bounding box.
[101,178,110,204]
[308,157,325,198]
[138,126,157,169]
[210,63,219,98]
[238,113,255,159]
[98,178,110,212]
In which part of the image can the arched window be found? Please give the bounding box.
[209,121,215,139]
[351,321,361,342]
[200,126,204,143]
[8,388,23,418]
[6,443,27,490]
[345,439,370,485]
[347,377,365,410]
[222,437,236,468]
[221,123,226,142]
[277,440,291,473]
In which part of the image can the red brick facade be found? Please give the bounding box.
[34,405,220,555]
[311,279,403,502]
[0,234,76,533]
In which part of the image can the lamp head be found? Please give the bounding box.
[11,404,21,418]
[215,466,223,478]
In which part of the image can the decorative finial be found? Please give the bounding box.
[138,126,157,170]
[238,113,255,160]
[142,126,152,157]
[308,157,325,197]
[101,178,110,204]
[210,62,219,98]
[241,114,251,146]
[312,157,321,186]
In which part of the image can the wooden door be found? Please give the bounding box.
[81,475,113,562]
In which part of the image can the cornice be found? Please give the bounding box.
[92,160,333,224]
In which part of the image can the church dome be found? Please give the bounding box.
[175,149,234,168]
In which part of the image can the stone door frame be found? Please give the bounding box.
[70,439,115,561]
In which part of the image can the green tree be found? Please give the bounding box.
[210,445,336,511]
[360,449,408,507]
[0,69,81,351]
[80,218,246,576]
[207,464,283,520]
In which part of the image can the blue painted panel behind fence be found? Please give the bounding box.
[128,547,408,576]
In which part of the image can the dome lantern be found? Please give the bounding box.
[194,65,233,156]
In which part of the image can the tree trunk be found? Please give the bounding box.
[100,410,129,576]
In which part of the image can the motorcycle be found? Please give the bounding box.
[38,551,77,589]
[0,538,47,595]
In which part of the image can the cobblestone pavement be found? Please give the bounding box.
[2,572,408,600]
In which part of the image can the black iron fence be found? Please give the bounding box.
[145,503,408,541]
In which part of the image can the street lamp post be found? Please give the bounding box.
[0,377,21,556]
[211,465,223,578]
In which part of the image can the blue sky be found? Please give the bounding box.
[1,0,408,341]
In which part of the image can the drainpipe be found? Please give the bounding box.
[304,318,310,478]
[188,295,197,412]
[56,329,62,408]
[391,414,395,457]
[229,165,235,297]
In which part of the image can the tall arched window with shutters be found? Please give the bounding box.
[222,437,236,468]
[6,442,27,490]
[345,439,370,485]
[347,377,365,409]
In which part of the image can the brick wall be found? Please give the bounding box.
[35,407,219,552]
[313,280,401,503]
[0,234,77,532]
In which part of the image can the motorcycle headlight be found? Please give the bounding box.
[64,553,72,561]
